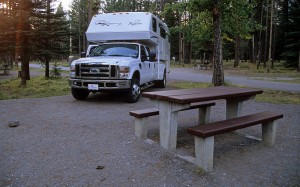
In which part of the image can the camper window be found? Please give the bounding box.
[152,18,157,32]
[159,24,166,39]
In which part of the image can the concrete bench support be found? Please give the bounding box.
[195,136,214,172]
[187,111,283,172]
[134,117,148,139]
[130,102,215,143]
[262,120,278,146]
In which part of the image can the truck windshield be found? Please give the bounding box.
[89,44,139,58]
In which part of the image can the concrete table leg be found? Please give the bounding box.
[158,101,189,151]
[226,100,243,119]
[198,106,211,125]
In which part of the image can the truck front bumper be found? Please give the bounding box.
[69,79,131,90]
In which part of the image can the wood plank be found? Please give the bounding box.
[142,86,263,103]
[187,111,283,138]
[168,91,263,104]
[129,102,215,118]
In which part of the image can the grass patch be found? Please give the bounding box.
[171,60,300,78]
[169,81,211,89]
[251,78,300,84]
[0,76,70,100]
[168,81,300,105]
[255,90,300,104]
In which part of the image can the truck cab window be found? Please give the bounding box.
[90,44,138,58]
[145,47,151,54]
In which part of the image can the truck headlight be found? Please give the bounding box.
[70,64,76,78]
[119,66,130,78]
[70,64,76,71]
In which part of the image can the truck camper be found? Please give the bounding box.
[69,12,170,103]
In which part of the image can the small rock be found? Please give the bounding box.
[8,120,20,128]
[96,165,105,170]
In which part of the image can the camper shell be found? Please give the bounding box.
[69,12,170,103]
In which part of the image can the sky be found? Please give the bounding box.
[54,0,72,11]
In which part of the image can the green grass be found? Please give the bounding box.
[251,78,300,84]
[168,81,300,105]
[255,90,300,104]
[0,76,70,100]
[171,60,299,78]
[169,81,211,89]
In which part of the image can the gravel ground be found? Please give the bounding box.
[0,89,299,186]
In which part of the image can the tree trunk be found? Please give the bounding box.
[45,0,51,78]
[234,36,240,67]
[267,0,273,73]
[78,1,82,55]
[257,1,264,69]
[212,0,224,86]
[264,0,269,68]
[45,59,50,78]
[88,0,92,23]
[252,35,256,64]
[188,41,192,64]
[297,50,300,72]
[271,1,278,69]
[16,0,30,86]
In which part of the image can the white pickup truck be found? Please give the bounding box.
[69,12,170,103]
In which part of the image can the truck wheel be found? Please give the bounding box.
[72,88,89,100]
[155,70,166,88]
[127,78,141,103]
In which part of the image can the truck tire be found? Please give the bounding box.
[72,88,89,100]
[127,78,141,103]
[155,70,166,88]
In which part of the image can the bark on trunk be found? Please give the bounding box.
[267,0,273,73]
[257,1,264,69]
[297,51,300,72]
[45,59,50,78]
[212,0,224,86]
[179,33,183,63]
[252,35,256,64]
[264,0,269,68]
[234,36,240,67]
[188,42,192,64]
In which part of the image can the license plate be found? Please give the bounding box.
[88,84,99,90]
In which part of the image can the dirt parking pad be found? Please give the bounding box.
[0,94,299,186]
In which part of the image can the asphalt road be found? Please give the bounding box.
[169,68,300,93]
[28,64,300,93]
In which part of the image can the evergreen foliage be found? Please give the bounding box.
[280,1,300,68]
[0,0,70,82]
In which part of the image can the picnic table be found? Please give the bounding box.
[142,86,263,151]
[0,64,10,75]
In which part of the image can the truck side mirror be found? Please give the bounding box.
[81,52,86,58]
[149,52,156,62]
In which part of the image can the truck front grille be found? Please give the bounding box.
[75,63,118,79]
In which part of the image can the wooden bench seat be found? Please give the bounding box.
[129,101,215,139]
[187,111,283,172]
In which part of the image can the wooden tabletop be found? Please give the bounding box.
[142,86,263,104]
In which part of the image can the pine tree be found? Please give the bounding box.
[31,0,70,78]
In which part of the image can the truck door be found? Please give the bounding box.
[140,46,152,83]
[145,46,156,80]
